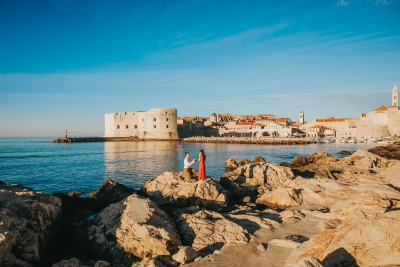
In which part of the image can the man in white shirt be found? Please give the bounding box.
[182,151,197,180]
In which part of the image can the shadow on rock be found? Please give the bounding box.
[322,247,359,267]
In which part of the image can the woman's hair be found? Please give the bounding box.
[200,149,204,155]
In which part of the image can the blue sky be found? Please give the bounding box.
[0,0,399,137]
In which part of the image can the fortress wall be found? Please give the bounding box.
[104,112,141,137]
[300,120,358,132]
[387,108,400,136]
[104,114,115,137]
[336,128,357,139]
[370,112,388,126]
[142,108,178,139]
[357,126,391,139]
[336,126,390,139]
[104,108,178,139]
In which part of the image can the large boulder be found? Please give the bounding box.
[140,172,233,211]
[305,152,336,165]
[220,162,295,200]
[285,208,400,266]
[172,246,198,264]
[342,149,390,169]
[293,149,393,182]
[292,156,308,167]
[83,194,181,265]
[89,178,135,211]
[255,187,302,209]
[225,159,238,169]
[368,144,400,160]
[222,162,294,189]
[0,183,62,267]
[173,207,249,257]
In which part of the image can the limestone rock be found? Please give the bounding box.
[368,144,400,160]
[0,183,62,267]
[173,208,249,257]
[224,211,281,233]
[292,257,323,267]
[220,162,294,200]
[305,152,336,165]
[280,210,306,225]
[383,161,400,188]
[342,149,390,169]
[84,194,181,264]
[292,156,308,167]
[89,178,135,211]
[225,159,238,169]
[285,208,400,266]
[140,172,232,211]
[172,246,198,264]
[131,257,167,267]
[256,187,302,209]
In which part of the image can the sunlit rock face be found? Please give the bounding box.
[140,171,233,212]
[82,194,181,265]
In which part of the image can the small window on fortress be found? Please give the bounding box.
[142,119,144,122]
[117,125,120,129]
[134,125,137,129]
[153,125,156,128]
[153,118,156,122]
[166,125,169,128]
[166,118,169,122]
[125,125,129,129]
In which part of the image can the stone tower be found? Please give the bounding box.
[299,110,305,124]
[210,110,218,123]
[393,85,399,106]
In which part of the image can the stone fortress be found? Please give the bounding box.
[301,85,400,139]
[104,108,179,139]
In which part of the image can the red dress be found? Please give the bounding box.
[198,155,206,181]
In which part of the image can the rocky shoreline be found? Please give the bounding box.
[1,145,400,267]
[182,136,310,145]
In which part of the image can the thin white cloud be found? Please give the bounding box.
[374,0,390,5]
[336,0,350,6]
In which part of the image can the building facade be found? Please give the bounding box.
[301,85,400,139]
[104,108,179,139]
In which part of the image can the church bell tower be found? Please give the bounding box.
[393,85,399,107]
[299,110,304,124]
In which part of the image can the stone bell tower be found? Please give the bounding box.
[299,110,305,124]
[393,85,399,106]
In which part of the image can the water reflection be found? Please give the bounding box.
[104,141,180,189]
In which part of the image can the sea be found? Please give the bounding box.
[0,138,381,196]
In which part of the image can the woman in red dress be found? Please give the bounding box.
[198,150,206,181]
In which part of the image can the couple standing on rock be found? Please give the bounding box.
[182,150,206,181]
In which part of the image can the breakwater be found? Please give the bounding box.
[182,136,310,145]
[50,137,182,143]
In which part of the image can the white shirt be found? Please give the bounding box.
[184,157,196,168]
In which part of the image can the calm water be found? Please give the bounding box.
[0,138,380,195]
